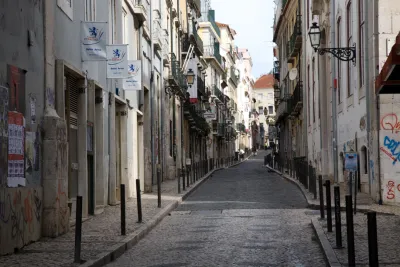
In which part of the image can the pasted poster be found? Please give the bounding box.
[106,45,128,78]
[123,60,142,90]
[8,111,25,187]
[344,153,358,172]
[81,21,107,61]
[0,85,8,186]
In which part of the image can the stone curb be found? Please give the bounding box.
[311,218,342,267]
[80,157,251,267]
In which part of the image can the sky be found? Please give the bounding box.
[210,0,275,80]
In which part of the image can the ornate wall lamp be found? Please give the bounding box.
[308,22,356,66]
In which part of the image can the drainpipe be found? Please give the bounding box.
[178,2,185,173]
[371,0,382,204]
[160,0,165,181]
[331,0,339,184]
[150,0,155,187]
[170,5,176,165]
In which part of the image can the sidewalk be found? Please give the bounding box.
[266,165,400,266]
[1,157,250,267]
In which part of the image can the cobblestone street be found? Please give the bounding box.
[107,151,327,267]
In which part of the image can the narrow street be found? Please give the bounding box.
[107,151,327,267]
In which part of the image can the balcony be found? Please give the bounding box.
[282,0,288,10]
[276,98,290,123]
[229,66,239,86]
[197,76,206,96]
[188,0,201,17]
[131,0,148,23]
[182,33,190,53]
[229,45,236,63]
[210,84,223,102]
[190,23,204,55]
[290,81,303,116]
[287,15,302,62]
[204,43,222,66]
[217,123,226,138]
[273,60,280,81]
[168,53,187,96]
[184,102,210,134]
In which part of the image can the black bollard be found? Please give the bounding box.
[157,168,161,208]
[346,195,356,266]
[319,175,325,219]
[367,212,379,266]
[325,180,332,232]
[334,186,342,248]
[74,196,83,263]
[177,168,181,194]
[187,166,190,187]
[136,179,143,223]
[121,184,126,236]
[182,167,186,190]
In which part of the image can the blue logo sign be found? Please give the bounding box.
[129,64,135,72]
[83,25,104,45]
[113,49,121,58]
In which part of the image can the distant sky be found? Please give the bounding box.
[211,0,275,80]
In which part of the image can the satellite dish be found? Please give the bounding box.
[289,68,298,80]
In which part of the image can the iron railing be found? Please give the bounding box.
[204,43,222,65]
[230,66,239,86]
[208,10,221,36]
[210,84,223,101]
[291,81,303,115]
[197,76,205,96]
[288,15,302,58]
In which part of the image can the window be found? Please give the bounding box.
[359,0,365,87]
[85,0,96,21]
[347,2,353,97]
[312,58,315,123]
[268,93,273,99]
[268,105,273,114]
[258,106,263,114]
[122,8,128,43]
[361,146,368,174]
[337,17,342,103]
[169,120,173,156]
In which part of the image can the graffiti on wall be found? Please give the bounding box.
[0,187,42,255]
[0,85,8,186]
[381,113,400,133]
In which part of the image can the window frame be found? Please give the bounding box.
[346,1,353,97]
[358,0,365,88]
[337,17,342,103]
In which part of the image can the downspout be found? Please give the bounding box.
[170,5,176,163]
[160,0,165,181]
[371,0,382,204]
[150,0,155,186]
[178,2,185,172]
[331,0,339,184]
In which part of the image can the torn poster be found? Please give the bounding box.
[8,111,25,187]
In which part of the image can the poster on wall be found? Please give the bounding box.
[8,111,25,187]
[7,65,26,114]
[0,85,9,186]
[344,153,358,172]
[106,45,128,78]
[81,21,107,61]
[123,60,142,90]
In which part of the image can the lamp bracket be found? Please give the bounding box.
[316,43,356,66]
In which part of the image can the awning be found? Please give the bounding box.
[375,34,400,94]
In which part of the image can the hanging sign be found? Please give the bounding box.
[81,22,107,61]
[106,45,128,78]
[123,60,142,90]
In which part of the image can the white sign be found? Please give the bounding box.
[204,113,216,121]
[81,22,107,61]
[123,60,142,90]
[107,45,128,78]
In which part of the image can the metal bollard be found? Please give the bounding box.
[187,166,190,187]
[334,186,342,248]
[157,168,161,208]
[182,167,186,190]
[74,196,83,263]
[319,175,324,219]
[136,179,143,223]
[346,195,356,266]
[177,168,181,194]
[367,212,379,267]
[121,184,126,235]
[325,180,332,232]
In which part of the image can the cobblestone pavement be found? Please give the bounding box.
[107,151,327,267]
[0,184,178,267]
[318,211,400,266]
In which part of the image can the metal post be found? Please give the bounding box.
[367,212,379,267]
[120,184,126,235]
[334,186,342,248]
[74,196,83,263]
[182,167,186,190]
[157,168,161,208]
[187,166,190,186]
[178,168,181,194]
[319,175,324,219]
[325,180,332,232]
[354,171,357,214]
[136,179,143,223]
[346,195,356,266]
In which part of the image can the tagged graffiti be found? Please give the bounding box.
[382,136,400,165]
[386,180,396,199]
[381,113,400,133]
[0,188,42,255]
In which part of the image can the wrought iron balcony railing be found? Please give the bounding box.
[273,60,280,81]
[191,22,204,55]
[229,66,239,86]
[197,76,206,96]
[210,84,223,101]
[287,15,302,61]
[169,53,187,95]
[290,81,303,116]
[208,10,221,37]
[204,43,222,65]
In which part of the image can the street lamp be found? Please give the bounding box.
[308,22,356,65]
[186,69,195,87]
